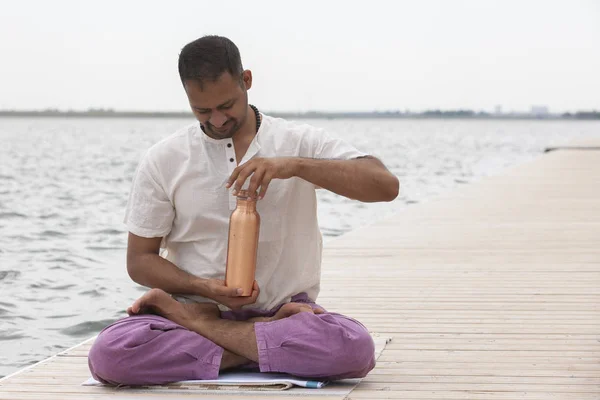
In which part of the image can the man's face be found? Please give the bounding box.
[184,71,252,140]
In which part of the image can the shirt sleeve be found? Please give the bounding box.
[305,126,368,160]
[123,154,174,238]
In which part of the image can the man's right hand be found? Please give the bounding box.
[201,279,260,310]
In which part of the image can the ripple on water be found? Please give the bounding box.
[0,212,26,219]
[72,255,102,264]
[0,300,15,308]
[47,256,75,263]
[28,282,50,289]
[38,213,60,220]
[79,289,105,298]
[45,344,68,352]
[85,245,126,250]
[0,270,21,281]
[7,234,36,241]
[39,230,68,238]
[0,330,28,341]
[320,227,347,237]
[92,228,123,235]
[1,313,36,321]
[48,314,78,319]
[60,319,116,337]
[52,284,77,290]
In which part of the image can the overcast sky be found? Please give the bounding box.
[1,0,598,113]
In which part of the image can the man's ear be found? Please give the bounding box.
[242,70,253,90]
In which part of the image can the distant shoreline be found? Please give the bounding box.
[0,109,598,120]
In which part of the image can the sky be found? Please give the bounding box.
[0,0,598,113]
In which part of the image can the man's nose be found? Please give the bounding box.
[209,111,227,128]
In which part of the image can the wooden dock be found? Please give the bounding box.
[1,141,599,399]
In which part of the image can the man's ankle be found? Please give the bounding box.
[248,316,271,323]
[220,350,251,370]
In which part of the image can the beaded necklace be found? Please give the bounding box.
[249,104,261,133]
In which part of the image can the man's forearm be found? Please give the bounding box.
[127,253,205,296]
[293,156,399,202]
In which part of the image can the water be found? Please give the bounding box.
[0,117,598,377]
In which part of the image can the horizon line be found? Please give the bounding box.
[1,107,599,115]
[0,108,599,121]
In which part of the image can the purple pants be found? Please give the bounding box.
[88,293,375,385]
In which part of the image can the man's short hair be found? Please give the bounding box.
[178,35,244,87]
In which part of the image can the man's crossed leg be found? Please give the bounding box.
[88,289,376,385]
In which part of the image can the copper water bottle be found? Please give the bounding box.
[225,190,260,296]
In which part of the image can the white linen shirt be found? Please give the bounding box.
[124,114,366,310]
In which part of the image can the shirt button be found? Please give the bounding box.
[229,158,234,162]
[227,143,232,148]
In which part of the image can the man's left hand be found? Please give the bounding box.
[226,157,297,199]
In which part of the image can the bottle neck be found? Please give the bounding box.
[236,197,257,211]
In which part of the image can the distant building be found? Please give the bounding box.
[531,105,549,117]
[494,105,502,115]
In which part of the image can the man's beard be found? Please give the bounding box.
[202,118,240,139]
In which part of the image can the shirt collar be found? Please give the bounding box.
[240,136,261,164]
[196,116,266,163]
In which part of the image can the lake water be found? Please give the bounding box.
[0,117,598,378]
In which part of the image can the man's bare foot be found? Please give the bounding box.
[250,302,325,323]
[127,288,220,327]
[272,302,325,320]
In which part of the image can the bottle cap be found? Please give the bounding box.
[237,190,255,199]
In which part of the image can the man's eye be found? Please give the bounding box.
[221,104,233,109]
[196,109,209,114]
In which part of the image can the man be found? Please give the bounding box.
[88,35,399,385]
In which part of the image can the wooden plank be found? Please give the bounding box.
[347,389,600,400]
[0,393,334,400]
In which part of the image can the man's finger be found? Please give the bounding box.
[228,287,244,296]
[246,168,265,198]
[130,299,142,314]
[228,162,252,191]
[247,285,260,304]
[253,280,260,298]
[215,282,243,297]
[233,167,256,195]
[225,165,244,188]
[257,173,273,200]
